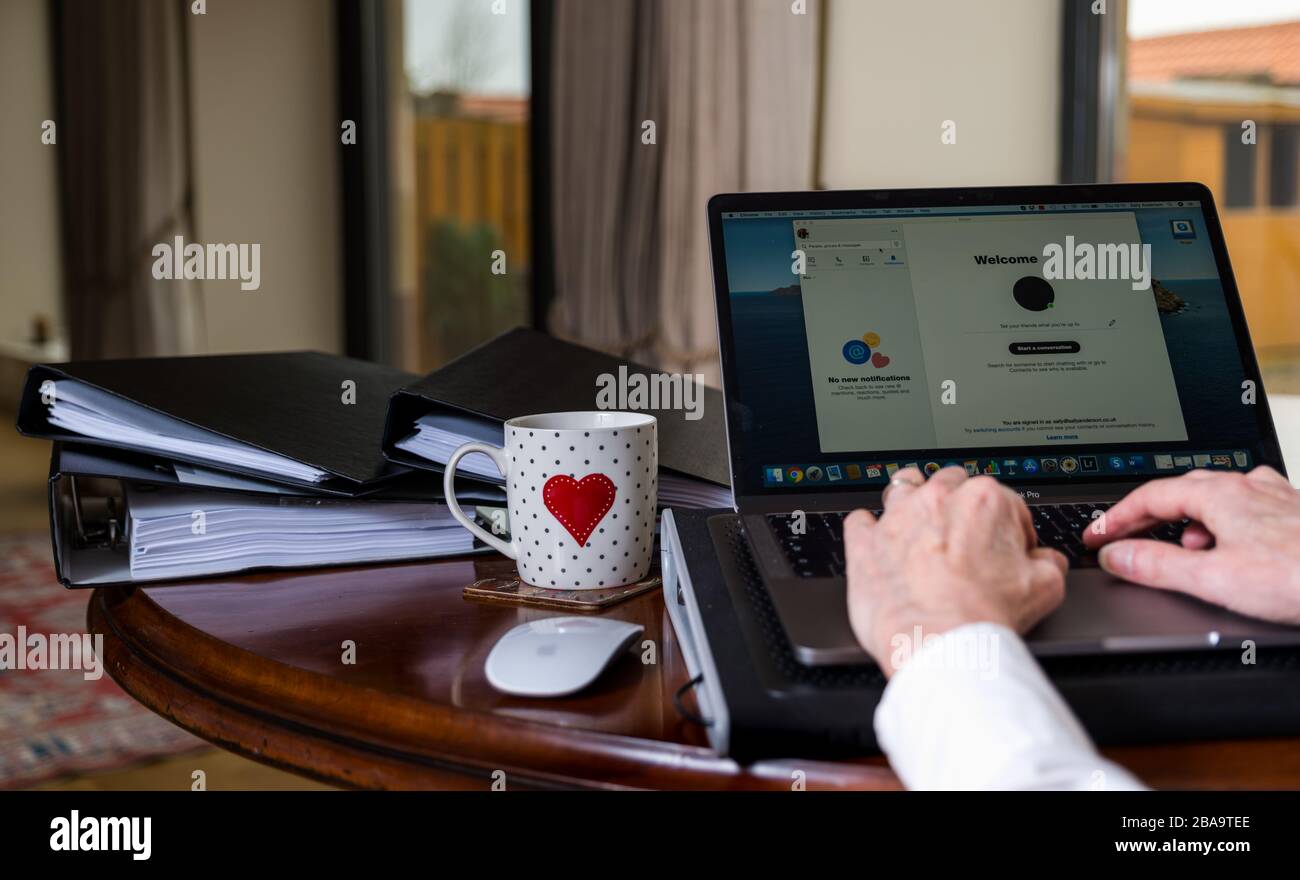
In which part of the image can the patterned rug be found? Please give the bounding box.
[0,532,204,789]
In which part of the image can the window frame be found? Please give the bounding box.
[336,0,552,364]
[1059,0,1127,184]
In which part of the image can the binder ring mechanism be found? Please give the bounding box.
[673,674,714,728]
[68,475,125,550]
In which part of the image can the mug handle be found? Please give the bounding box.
[443,441,515,558]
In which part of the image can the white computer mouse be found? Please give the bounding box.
[484,616,645,698]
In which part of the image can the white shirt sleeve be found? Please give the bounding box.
[873,622,1146,791]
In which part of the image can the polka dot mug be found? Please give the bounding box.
[443,412,658,590]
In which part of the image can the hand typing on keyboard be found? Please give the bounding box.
[1084,466,1300,625]
[843,465,1067,677]
[843,464,1300,792]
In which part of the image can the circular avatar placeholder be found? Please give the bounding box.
[1013,275,1056,312]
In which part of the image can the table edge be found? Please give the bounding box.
[88,585,901,791]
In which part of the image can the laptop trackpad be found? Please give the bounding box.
[1028,569,1299,654]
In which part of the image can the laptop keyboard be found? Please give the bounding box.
[766,503,1189,578]
[767,510,871,579]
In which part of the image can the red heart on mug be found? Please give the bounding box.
[871,352,891,368]
[542,474,617,545]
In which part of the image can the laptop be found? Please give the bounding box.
[707,182,1300,665]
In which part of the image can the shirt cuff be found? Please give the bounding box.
[873,622,1146,791]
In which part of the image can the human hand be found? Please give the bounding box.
[844,466,1067,677]
[1083,466,1300,624]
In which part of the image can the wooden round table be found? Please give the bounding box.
[90,554,1300,790]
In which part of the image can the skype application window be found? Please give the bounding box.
[795,213,1188,454]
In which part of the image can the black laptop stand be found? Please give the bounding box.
[662,508,1300,763]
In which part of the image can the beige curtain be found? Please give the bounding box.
[548,0,821,384]
[56,0,203,359]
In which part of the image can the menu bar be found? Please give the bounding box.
[723,201,1200,220]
